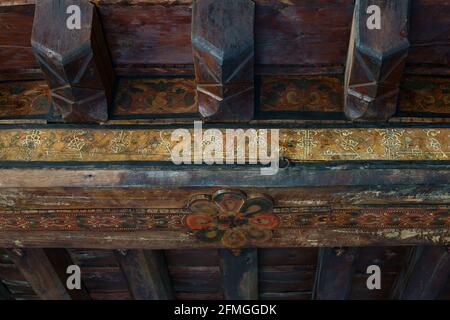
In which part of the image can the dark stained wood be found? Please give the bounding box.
[0,280,11,300]
[391,246,450,300]
[313,247,359,299]
[219,249,258,300]
[192,0,254,121]
[5,248,71,300]
[31,0,115,123]
[2,1,448,80]
[344,0,410,121]
[115,249,174,300]
[44,248,91,300]
[68,249,132,300]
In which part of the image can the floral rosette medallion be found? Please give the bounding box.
[184,190,280,248]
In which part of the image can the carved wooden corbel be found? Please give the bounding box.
[31,0,115,123]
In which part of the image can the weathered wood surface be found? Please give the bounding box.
[391,246,450,300]
[192,0,254,121]
[0,227,448,250]
[219,249,258,299]
[313,247,359,299]
[31,0,115,123]
[115,249,174,300]
[344,0,410,121]
[5,248,71,300]
[1,1,448,79]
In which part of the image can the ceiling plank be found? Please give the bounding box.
[31,0,115,123]
[344,0,410,121]
[192,0,255,121]
[115,249,174,300]
[219,249,258,300]
[6,248,71,300]
[313,247,359,300]
[391,246,450,300]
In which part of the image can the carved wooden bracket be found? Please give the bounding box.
[192,0,255,122]
[344,0,410,121]
[31,0,115,123]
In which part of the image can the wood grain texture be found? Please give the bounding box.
[5,248,71,300]
[31,0,115,123]
[391,246,450,300]
[1,1,448,79]
[192,0,254,121]
[115,249,174,300]
[0,227,448,250]
[313,247,359,299]
[219,248,258,299]
[344,0,410,121]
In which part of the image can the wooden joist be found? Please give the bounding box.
[219,249,258,300]
[115,249,174,300]
[44,248,91,300]
[5,248,72,300]
[344,0,410,121]
[313,247,359,299]
[192,0,255,121]
[31,0,115,123]
[0,280,11,300]
[391,246,450,300]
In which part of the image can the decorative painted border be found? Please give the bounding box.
[0,207,447,232]
[0,127,448,162]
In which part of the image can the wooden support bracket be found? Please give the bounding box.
[192,0,255,122]
[31,0,115,123]
[344,0,410,121]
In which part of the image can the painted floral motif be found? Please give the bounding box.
[184,190,279,248]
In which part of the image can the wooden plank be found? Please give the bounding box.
[114,249,174,300]
[313,247,359,299]
[44,249,91,300]
[219,249,258,300]
[1,1,448,79]
[0,227,447,250]
[344,0,410,121]
[5,248,71,300]
[0,126,447,163]
[31,0,115,123]
[192,0,254,121]
[391,246,450,300]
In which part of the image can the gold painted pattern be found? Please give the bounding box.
[0,127,448,162]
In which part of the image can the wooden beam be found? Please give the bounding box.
[6,248,71,300]
[391,246,450,300]
[313,247,359,300]
[219,249,258,300]
[0,280,11,300]
[115,249,174,300]
[344,0,410,121]
[44,249,91,300]
[31,0,115,123]
[192,0,255,121]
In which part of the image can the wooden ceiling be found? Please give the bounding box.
[0,0,448,300]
